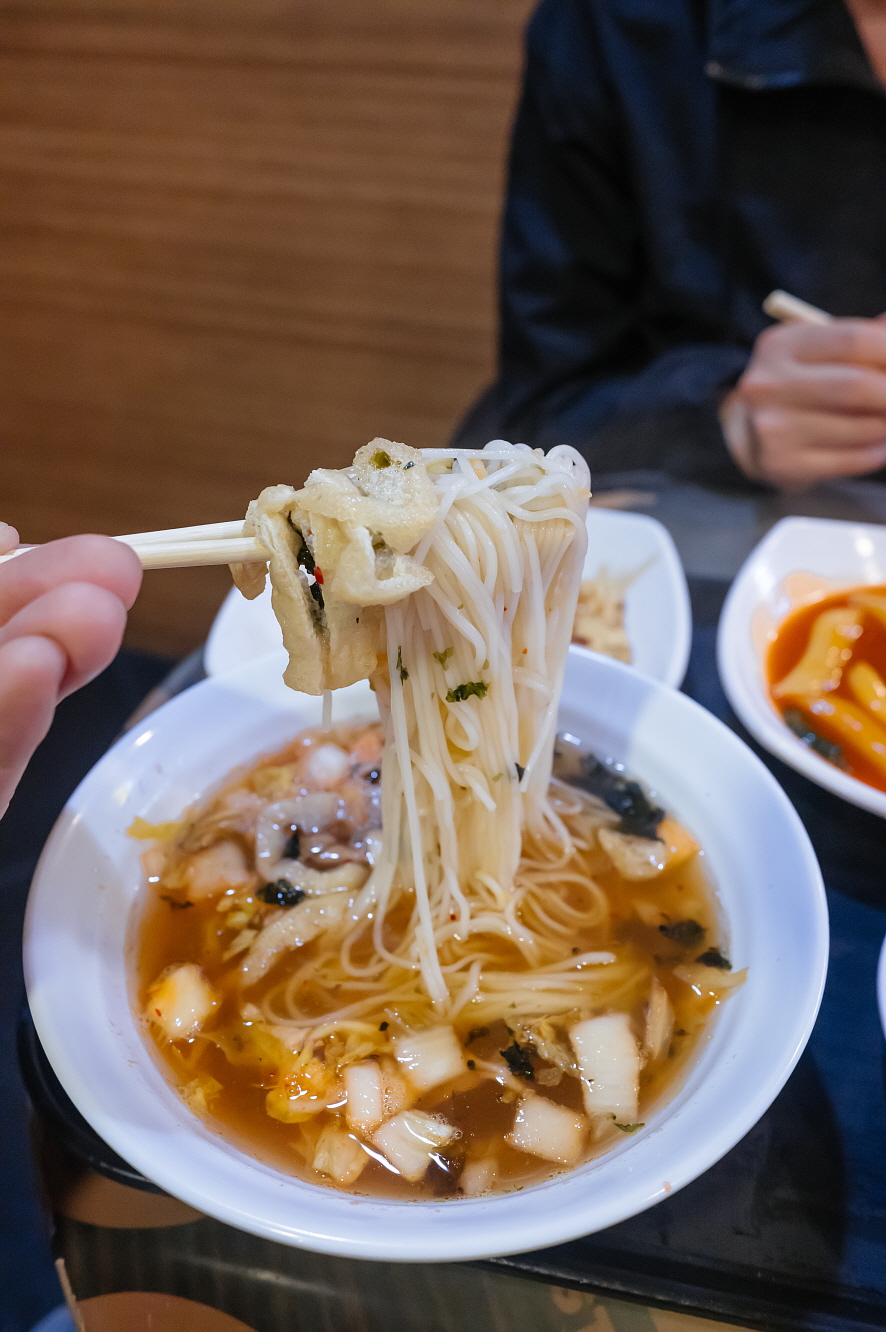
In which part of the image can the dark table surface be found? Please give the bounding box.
[4,570,886,1332]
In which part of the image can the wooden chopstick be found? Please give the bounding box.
[123,535,269,570]
[763,289,832,326]
[115,519,247,546]
[0,521,270,570]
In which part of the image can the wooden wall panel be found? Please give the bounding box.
[0,0,533,656]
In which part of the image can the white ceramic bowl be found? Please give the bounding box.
[206,509,692,688]
[24,651,826,1262]
[718,516,886,818]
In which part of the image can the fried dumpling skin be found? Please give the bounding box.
[230,439,438,694]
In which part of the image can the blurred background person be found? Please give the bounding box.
[455,0,886,492]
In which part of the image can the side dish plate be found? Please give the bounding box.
[205,509,692,688]
[718,515,886,818]
[24,651,825,1261]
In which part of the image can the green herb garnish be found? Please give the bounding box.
[396,646,408,682]
[613,1120,645,1134]
[446,680,488,703]
[433,647,453,669]
[371,449,392,468]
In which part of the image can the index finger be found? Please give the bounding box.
[792,319,886,369]
[0,523,19,556]
[0,534,142,628]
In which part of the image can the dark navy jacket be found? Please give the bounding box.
[455,0,886,487]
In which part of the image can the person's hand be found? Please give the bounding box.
[721,318,886,489]
[0,527,142,816]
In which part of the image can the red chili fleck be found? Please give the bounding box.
[450,913,457,920]
[314,567,324,584]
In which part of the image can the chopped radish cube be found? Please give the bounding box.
[598,828,665,880]
[371,1110,457,1182]
[643,978,674,1064]
[313,1126,368,1185]
[187,841,251,900]
[506,1094,587,1164]
[393,1026,466,1092]
[569,1013,640,1122]
[460,1156,498,1197]
[146,964,219,1040]
[306,744,351,788]
[344,1060,385,1135]
[378,1056,414,1117]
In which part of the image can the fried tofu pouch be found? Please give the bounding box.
[230,439,438,694]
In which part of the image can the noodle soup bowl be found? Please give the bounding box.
[24,649,827,1261]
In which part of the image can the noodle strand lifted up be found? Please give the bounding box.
[233,441,590,1010]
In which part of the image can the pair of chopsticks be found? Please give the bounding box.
[0,520,270,571]
[0,290,833,574]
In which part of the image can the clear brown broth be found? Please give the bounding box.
[136,732,725,1200]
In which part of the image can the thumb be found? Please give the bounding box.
[0,635,66,817]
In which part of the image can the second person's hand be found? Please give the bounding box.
[721,317,886,489]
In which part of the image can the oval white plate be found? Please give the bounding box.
[24,650,825,1261]
[206,509,692,689]
[718,516,886,818]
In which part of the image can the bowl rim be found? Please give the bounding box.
[23,651,828,1261]
[717,515,886,819]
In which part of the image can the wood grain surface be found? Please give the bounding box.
[0,0,531,655]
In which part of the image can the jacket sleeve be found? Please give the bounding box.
[455,0,754,489]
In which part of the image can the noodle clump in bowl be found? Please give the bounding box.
[136,441,744,1198]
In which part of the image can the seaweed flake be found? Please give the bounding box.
[571,756,664,838]
[659,919,705,949]
[695,947,731,969]
[500,1040,535,1081]
[783,709,844,764]
[258,880,306,908]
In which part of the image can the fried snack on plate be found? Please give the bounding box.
[230,439,438,694]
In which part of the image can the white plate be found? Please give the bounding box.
[718,516,886,818]
[24,650,825,1262]
[205,509,692,689]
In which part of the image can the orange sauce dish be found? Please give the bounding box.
[767,584,886,794]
